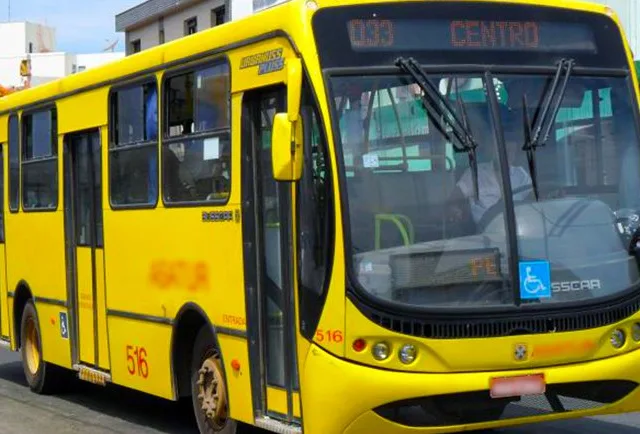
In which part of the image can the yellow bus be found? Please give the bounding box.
[1,0,640,433]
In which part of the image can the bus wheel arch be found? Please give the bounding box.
[16,290,63,394]
[171,303,235,433]
[13,281,33,349]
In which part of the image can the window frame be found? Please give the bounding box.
[107,75,160,210]
[8,114,19,213]
[160,56,232,208]
[184,17,198,35]
[20,104,59,212]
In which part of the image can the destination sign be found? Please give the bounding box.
[347,18,597,53]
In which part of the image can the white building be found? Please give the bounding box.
[0,21,124,90]
[115,0,290,55]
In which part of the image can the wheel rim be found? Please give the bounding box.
[24,316,40,375]
[196,355,228,431]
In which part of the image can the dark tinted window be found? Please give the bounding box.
[109,81,158,207]
[163,61,231,204]
[22,108,58,210]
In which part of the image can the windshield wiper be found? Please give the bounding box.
[522,58,575,200]
[396,57,480,199]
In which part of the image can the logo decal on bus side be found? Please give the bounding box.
[59,312,69,339]
[239,48,285,75]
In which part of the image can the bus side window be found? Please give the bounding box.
[162,60,231,204]
[109,81,159,207]
[21,108,58,210]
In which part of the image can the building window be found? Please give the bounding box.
[109,81,158,207]
[185,17,197,35]
[78,66,86,72]
[163,60,230,204]
[8,115,19,212]
[22,108,58,210]
[159,16,165,44]
[28,42,33,53]
[131,39,141,53]
[211,6,225,26]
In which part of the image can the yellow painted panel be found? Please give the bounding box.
[217,334,253,425]
[95,249,110,370]
[76,247,95,365]
[266,386,288,416]
[4,211,67,303]
[0,115,7,142]
[293,391,301,419]
[107,316,173,400]
[56,87,108,134]
[34,303,71,369]
[0,246,9,338]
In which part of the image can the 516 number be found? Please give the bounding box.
[127,345,149,378]
[315,329,343,343]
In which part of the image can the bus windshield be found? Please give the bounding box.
[330,70,640,309]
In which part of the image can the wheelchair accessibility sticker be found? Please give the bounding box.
[519,261,551,299]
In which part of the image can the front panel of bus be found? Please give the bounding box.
[305,0,640,429]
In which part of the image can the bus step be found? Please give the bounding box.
[0,339,10,350]
[73,364,111,386]
[255,416,302,434]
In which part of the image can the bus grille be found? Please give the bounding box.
[350,291,640,339]
[373,380,637,427]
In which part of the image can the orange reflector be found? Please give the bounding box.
[231,359,241,371]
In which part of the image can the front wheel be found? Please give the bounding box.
[20,300,62,394]
[191,325,237,434]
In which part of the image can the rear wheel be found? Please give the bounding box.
[191,325,237,434]
[20,300,62,394]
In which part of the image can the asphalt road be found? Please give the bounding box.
[0,350,639,434]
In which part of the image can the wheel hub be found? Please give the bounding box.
[196,356,228,430]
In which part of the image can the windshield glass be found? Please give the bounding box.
[331,72,640,309]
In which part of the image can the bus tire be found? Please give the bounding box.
[191,325,236,434]
[20,300,61,395]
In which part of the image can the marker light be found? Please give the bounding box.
[306,0,318,11]
[372,342,390,361]
[611,329,626,349]
[399,344,417,364]
[352,339,366,352]
[633,323,640,342]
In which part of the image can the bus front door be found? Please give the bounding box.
[63,130,108,371]
[242,86,302,430]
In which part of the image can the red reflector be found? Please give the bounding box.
[490,374,545,399]
[352,339,366,352]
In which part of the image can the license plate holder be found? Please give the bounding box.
[490,373,546,399]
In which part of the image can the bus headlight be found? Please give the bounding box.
[372,342,390,361]
[610,329,626,349]
[399,344,417,364]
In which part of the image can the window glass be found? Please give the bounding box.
[109,82,158,207]
[22,108,58,210]
[8,115,19,211]
[163,61,231,204]
[298,85,333,339]
[24,110,55,159]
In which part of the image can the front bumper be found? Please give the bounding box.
[300,343,640,434]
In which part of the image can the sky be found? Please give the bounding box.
[2,0,140,53]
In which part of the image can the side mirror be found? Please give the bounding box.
[271,57,304,181]
[272,113,303,181]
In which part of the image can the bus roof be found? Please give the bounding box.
[0,0,620,115]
